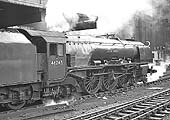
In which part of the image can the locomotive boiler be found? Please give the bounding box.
[66,35,152,66]
[0,29,153,110]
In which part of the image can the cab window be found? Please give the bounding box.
[58,44,64,56]
[50,43,57,56]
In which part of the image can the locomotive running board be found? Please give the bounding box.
[68,73,85,80]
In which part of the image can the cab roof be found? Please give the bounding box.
[18,29,66,43]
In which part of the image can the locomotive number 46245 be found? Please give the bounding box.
[51,59,63,65]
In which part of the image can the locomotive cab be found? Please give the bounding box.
[48,42,66,81]
[18,29,67,82]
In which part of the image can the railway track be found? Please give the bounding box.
[68,88,170,120]
[1,75,170,120]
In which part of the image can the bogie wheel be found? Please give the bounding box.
[83,75,101,94]
[127,75,137,87]
[102,70,118,91]
[7,101,26,110]
[142,75,147,84]
[117,74,128,88]
[7,85,33,110]
[131,69,137,87]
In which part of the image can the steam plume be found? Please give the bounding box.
[45,0,152,34]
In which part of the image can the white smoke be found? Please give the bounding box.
[44,96,76,106]
[45,0,153,34]
[0,31,31,43]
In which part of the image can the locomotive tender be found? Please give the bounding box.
[0,29,153,109]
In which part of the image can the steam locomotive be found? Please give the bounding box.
[0,28,153,109]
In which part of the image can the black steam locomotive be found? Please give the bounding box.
[0,29,153,109]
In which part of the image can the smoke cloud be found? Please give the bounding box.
[45,0,153,34]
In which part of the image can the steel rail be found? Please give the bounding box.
[67,88,170,120]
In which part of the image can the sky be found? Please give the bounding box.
[45,0,153,34]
